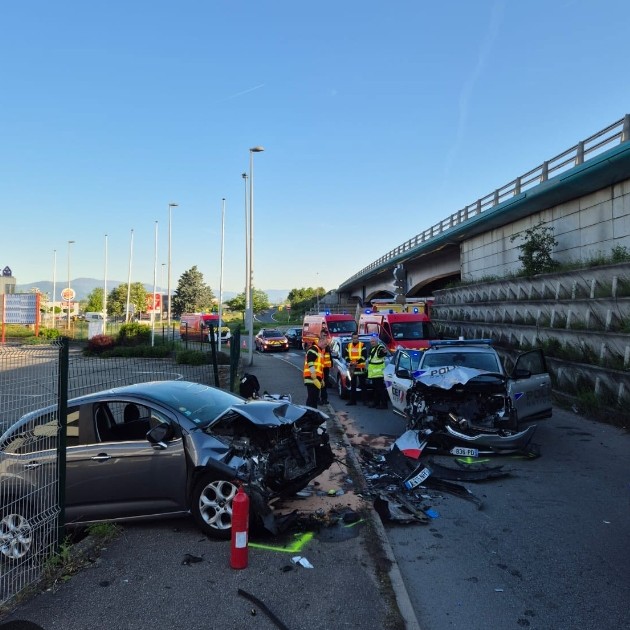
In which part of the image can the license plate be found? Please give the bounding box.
[450,447,479,457]
[403,465,431,490]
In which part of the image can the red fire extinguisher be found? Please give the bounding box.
[230,485,249,569]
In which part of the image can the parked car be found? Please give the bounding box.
[255,329,289,352]
[328,334,374,399]
[384,338,552,423]
[0,381,334,562]
[284,327,303,349]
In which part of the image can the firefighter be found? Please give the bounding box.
[344,332,367,406]
[367,335,389,409]
[303,333,326,408]
[320,333,332,405]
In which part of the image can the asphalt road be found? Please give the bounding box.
[275,348,630,630]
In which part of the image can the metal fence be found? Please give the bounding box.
[0,342,61,608]
[0,335,241,610]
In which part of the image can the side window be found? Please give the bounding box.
[397,352,412,373]
[94,401,154,442]
[66,406,81,446]
[516,351,545,375]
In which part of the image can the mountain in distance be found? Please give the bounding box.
[16,278,289,304]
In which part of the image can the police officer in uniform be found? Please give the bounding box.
[367,335,389,408]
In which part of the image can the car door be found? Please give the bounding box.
[508,349,552,422]
[386,350,415,415]
[64,401,188,524]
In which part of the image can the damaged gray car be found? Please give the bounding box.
[0,381,334,561]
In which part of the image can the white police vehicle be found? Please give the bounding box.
[384,339,552,423]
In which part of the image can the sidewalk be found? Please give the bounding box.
[1,355,418,630]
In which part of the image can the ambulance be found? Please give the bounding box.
[179,313,231,343]
[357,298,438,352]
[301,311,357,349]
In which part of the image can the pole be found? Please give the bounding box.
[242,172,249,345]
[167,203,178,330]
[103,234,108,329]
[126,229,134,323]
[219,197,226,352]
[161,263,166,324]
[52,249,57,327]
[152,221,158,346]
[247,146,264,366]
[66,241,74,328]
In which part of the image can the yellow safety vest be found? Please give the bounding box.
[368,345,386,378]
[347,342,366,371]
[303,346,324,382]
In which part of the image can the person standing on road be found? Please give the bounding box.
[344,332,367,406]
[303,334,325,408]
[320,334,332,405]
[367,335,389,409]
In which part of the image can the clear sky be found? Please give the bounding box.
[2,0,628,297]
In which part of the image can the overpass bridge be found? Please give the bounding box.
[335,115,630,306]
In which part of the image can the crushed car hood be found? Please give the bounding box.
[208,400,328,429]
[411,366,505,390]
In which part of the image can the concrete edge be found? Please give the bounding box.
[323,401,422,630]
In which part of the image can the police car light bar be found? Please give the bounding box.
[428,338,494,347]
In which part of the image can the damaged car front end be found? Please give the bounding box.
[403,366,537,455]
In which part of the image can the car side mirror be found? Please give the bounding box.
[511,368,531,380]
[147,424,172,448]
[396,368,411,379]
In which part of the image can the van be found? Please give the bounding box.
[179,313,231,343]
[302,312,357,349]
[83,312,105,322]
[357,300,439,352]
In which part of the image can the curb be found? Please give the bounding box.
[322,401,422,630]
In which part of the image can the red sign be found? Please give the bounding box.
[61,287,76,301]
[146,293,162,311]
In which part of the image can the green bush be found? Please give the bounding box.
[87,334,116,354]
[101,345,172,358]
[38,328,61,340]
[118,323,152,346]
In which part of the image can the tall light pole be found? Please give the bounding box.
[125,229,134,322]
[218,198,226,352]
[247,146,264,365]
[103,234,108,329]
[52,249,57,327]
[160,263,166,324]
[151,221,158,346]
[167,202,178,329]
[242,173,249,334]
[66,240,75,328]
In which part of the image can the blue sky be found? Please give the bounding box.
[2,0,628,298]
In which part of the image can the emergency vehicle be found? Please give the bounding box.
[179,313,231,343]
[301,311,357,349]
[357,298,438,352]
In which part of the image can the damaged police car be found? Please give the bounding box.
[385,339,552,424]
[0,381,334,562]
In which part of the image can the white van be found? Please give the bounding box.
[83,312,105,322]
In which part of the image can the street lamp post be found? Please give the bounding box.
[125,229,134,323]
[160,263,166,324]
[242,173,249,333]
[247,146,264,366]
[167,203,178,329]
[52,250,57,327]
[218,198,226,352]
[66,240,75,328]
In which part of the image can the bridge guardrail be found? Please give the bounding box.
[340,114,630,287]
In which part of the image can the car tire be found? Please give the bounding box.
[337,376,348,400]
[191,474,240,540]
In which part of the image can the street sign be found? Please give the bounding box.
[60,287,76,301]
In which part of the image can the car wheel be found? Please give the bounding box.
[337,376,348,400]
[0,503,36,563]
[191,474,239,540]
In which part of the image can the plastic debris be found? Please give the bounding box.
[291,556,314,568]
[424,508,440,518]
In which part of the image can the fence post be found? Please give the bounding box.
[56,336,69,551]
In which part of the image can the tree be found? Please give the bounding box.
[287,287,322,313]
[171,266,215,317]
[225,288,270,317]
[107,283,148,318]
[84,287,105,313]
[509,222,559,276]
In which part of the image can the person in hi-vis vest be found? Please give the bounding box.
[344,332,367,406]
[303,333,326,408]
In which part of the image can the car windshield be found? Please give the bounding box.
[390,321,438,340]
[263,330,283,337]
[328,320,357,334]
[144,382,243,427]
[421,351,501,372]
